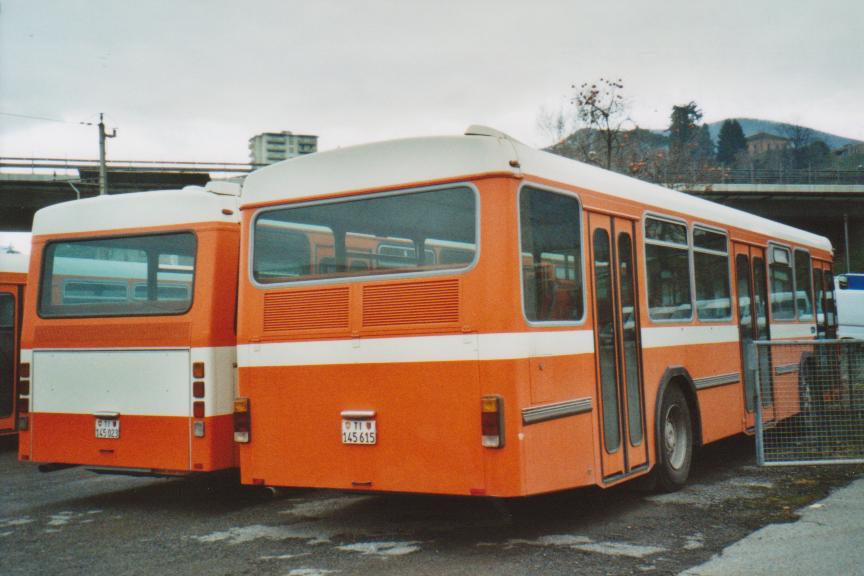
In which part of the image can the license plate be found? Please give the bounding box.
[95,418,120,439]
[342,418,376,445]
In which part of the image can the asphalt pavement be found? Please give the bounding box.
[682,475,864,576]
[3,434,863,576]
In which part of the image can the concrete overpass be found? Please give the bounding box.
[678,183,864,271]
[0,157,257,231]
[3,158,863,271]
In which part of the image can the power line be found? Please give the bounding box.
[0,111,94,126]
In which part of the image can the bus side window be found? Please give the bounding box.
[693,227,731,321]
[768,246,795,320]
[644,217,691,321]
[519,187,584,323]
[794,250,813,321]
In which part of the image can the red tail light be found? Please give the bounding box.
[19,362,30,379]
[234,397,250,443]
[192,381,205,398]
[192,362,205,379]
[18,379,30,396]
[193,401,205,419]
[481,395,504,448]
[17,397,29,414]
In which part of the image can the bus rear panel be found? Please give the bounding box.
[19,188,239,474]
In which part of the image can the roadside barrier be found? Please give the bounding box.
[755,339,864,465]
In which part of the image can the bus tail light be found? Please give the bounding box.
[17,362,30,430]
[481,395,504,449]
[234,397,250,443]
[193,401,205,419]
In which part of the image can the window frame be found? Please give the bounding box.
[37,230,198,320]
[643,212,694,324]
[516,183,587,327]
[767,241,796,322]
[249,182,481,289]
[691,223,733,323]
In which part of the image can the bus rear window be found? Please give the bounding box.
[252,186,477,284]
[39,233,196,318]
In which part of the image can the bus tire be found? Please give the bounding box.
[654,386,693,492]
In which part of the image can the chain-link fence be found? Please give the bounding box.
[754,339,864,465]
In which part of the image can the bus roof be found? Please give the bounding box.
[0,251,29,274]
[241,126,832,253]
[32,186,240,236]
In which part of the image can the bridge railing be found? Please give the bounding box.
[0,157,263,174]
[655,167,864,186]
[5,157,864,185]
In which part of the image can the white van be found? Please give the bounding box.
[836,273,864,339]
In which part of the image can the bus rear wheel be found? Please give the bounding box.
[654,386,693,492]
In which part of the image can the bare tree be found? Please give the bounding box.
[780,123,814,150]
[780,124,814,169]
[572,78,631,169]
[536,105,571,147]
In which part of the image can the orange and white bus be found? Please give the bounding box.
[1,251,28,436]
[19,182,241,475]
[234,126,833,496]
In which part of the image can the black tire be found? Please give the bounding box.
[653,386,693,492]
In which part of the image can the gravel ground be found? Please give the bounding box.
[1,434,861,576]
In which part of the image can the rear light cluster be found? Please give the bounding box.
[234,397,250,443]
[192,362,205,437]
[18,362,31,431]
[481,395,504,448]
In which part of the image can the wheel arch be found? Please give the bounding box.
[654,366,704,455]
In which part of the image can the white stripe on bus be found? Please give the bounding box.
[238,324,754,368]
[238,330,597,367]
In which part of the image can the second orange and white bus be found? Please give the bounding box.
[19,182,241,475]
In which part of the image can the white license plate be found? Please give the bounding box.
[342,418,376,445]
[95,418,120,439]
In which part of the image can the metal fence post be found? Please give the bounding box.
[753,341,765,466]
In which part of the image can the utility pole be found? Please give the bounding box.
[98,113,117,195]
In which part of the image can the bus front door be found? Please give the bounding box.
[589,213,648,482]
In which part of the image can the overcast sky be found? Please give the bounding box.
[1,0,862,164]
